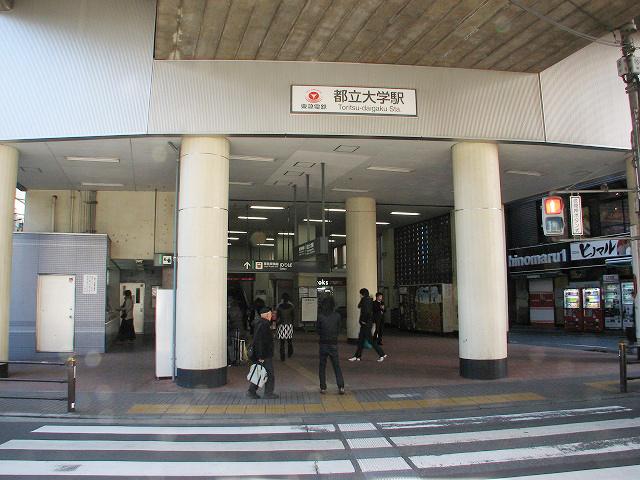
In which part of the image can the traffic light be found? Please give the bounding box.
[541,196,565,236]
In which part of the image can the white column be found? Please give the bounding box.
[345,197,377,341]
[0,145,18,378]
[626,155,640,341]
[452,142,508,379]
[176,137,229,388]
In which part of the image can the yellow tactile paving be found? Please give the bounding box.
[126,391,546,415]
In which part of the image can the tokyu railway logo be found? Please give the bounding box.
[508,249,567,268]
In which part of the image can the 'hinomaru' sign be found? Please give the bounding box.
[508,250,567,268]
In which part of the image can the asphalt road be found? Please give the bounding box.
[1,398,640,479]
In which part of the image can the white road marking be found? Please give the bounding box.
[357,457,412,472]
[410,436,640,469]
[387,393,421,399]
[0,438,345,452]
[346,437,391,449]
[0,460,355,476]
[378,406,632,430]
[33,424,335,435]
[337,423,376,432]
[497,465,640,479]
[392,417,640,447]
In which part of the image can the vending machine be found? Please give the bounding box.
[603,282,622,330]
[563,288,583,331]
[621,281,636,340]
[582,287,603,333]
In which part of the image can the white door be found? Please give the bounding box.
[36,275,75,352]
[120,283,145,334]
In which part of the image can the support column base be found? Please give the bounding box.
[460,358,507,380]
[176,366,227,388]
[0,362,7,378]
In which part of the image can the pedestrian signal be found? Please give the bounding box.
[541,196,565,236]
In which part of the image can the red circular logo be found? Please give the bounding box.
[306,90,321,103]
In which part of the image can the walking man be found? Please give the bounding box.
[317,296,345,394]
[348,288,387,362]
[373,292,385,345]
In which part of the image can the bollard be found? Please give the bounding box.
[67,356,76,412]
[619,342,628,393]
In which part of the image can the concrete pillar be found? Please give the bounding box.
[0,145,18,378]
[345,197,377,341]
[176,137,229,388]
[626,155,640,340]
[452,142,507,379]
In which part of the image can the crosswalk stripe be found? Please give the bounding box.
[378,405,632,430]
[356,457,412,472]
[346,437,391,449]
[392,417,640,447]
[0,438,345,452]
[0,460,356,476]
[409,436,640,469]
[497,465,640,479]
[33,424,335,435]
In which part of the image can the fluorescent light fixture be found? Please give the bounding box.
[66,156,120,163]
[228,230,247,234]
[505,170,542,177]
[325,208,346,212]
[227,242,232,246]
[81,182,124,187]
[229,181,254,186]
[329,239,336,243]
[303,218,332,223]
[266,237,275,241]
[367,166,413,173]
[250,205,285,210]
[257,243,275,247]
[332,187,370,193]
[230,155,274,162]
[227,237,239,241]
[238,216,267,220]
[330,234,346,237]
[376,221,390,225]
[391,211,420,216]
[278,232,295,236]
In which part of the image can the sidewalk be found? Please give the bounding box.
[1,331,637,418]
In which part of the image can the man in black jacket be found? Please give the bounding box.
[348,288,387,362]
[316,296,345,394]
[247,307,278,399]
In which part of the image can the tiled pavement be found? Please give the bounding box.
[1,330,638,418]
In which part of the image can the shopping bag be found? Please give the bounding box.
[247,363,268,388]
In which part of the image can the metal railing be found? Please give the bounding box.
[619,342,640,393]
[0,357,76,412]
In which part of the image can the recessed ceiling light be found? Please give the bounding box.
[256,243,275,247]
[332,188,370,193]
[81,182,124,187]
[325,208,346,212]
[391,211,420,216]
[330,234,346,237]
[505,170,543,177]
[238,216,267,220]
[66,156,120,163]
[367,166,413,173]
[227,237,239,241]
[230,155,274,162]
[228,242,232,246]
[334,145,360,153]
[228,230,247,234]
[376,221,390,225]
[278,232,295,236]
[303,218,332,223]
[229,181,254,186]
[328,239,336,243]
[250,205,285,210]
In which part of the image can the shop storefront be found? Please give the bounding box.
[508,237,635,335]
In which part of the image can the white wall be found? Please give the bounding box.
[24,190,74,233]
[540,33,634,149]
[154,192,175,254]
[0,0,155,140]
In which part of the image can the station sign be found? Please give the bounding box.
[228,259,330,274]
[569,195,583,236]
[295,237,329,260]
[317,277,346,287]
[291,85,417,117]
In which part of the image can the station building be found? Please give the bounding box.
[1,0,639,387]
